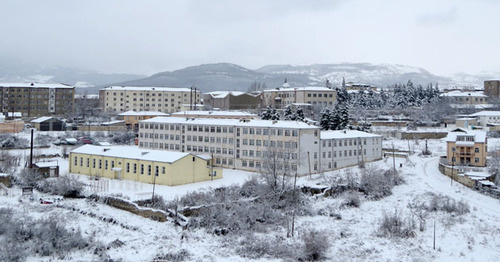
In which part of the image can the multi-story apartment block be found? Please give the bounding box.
[446,128,487,167]
[118,111,168,131]
[484,80,500,98]
[319,130,383,171]
[262,84,337,109]
[99,86,201,113]
[440,91,489,108]
[138,117,320,176]
[137,117,384,176]
[0,83,75,117]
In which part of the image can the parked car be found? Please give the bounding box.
[53,138,78,145]
[77,136,95,144]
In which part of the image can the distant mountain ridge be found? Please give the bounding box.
[118,62,495,93]
[0,58,496,93]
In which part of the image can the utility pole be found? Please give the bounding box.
[29,129,34,168]
[210,153,214,181]
[433,220,436,250]
[392,143,396,175]
[152,167,157,201]
[450,151,455,186]
[307,151,312,178]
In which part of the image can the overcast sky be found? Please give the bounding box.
[1,0,499,76]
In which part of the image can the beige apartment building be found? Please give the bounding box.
[0,83,75,118]
[446,128,487,167]
[118,111,168,131]
[203,91,262,110]
[171,110,257,119]
[100,86,201,113]
[138,117,321,176]
[262,84,337,109]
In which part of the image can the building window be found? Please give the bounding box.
[475,158,479,163]
[148,165,151,175]
[74,157,78,166]
[475,148,479,153]
[126,163,130,173]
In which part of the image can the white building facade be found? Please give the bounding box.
[319,130,383,171]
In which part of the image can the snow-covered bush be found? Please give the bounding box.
[427,194,469,215]
[0,208,99,261]
[343,191,361,208]
[236,233,300,260]
[154,249,191,262]
[36,174,85,198]
[0,134,29,148]
[108,131,136,145]
[360,167,404,200]
[13,168,43,188]
[35,134,54,146]
[377,209,416,238]
[301,229,330,261]
[0,151,20,174]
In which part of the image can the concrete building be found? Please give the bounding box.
[203,91,262,110]
[263,83,337,109]
[118,111,168,131]
[30,117,65,131]
[440,91,490,109]
[99,86,201,113]
[319,130,383,171]
[0,83,75,118]
[171,111,257,119]
[469,111,500,127]
[484,80,500,98]
[446,128,487,167]
[138,117,320,176]
[69,145,222,186]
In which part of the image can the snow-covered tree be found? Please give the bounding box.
[261,106,279,120]
[295,108,305,122]
[319,108,332,130]
[283,106,295,121]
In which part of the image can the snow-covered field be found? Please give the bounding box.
[1,130,499,261]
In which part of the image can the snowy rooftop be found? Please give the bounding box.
[118,111,168,116]
[0,82,74,89]
[206,91,251,98]
[470,111,500,117]
[34,161,59,168]
[440,91,487,97]
[320,130,381,140]
[465,172,491,178]
[75,94,99,99]
[0,173,9,177]
[7,112,22,117]
[140,117,319,129]
[30,116,55,123]
[171,111,256,117]
[71,145,199,163]
[446,129,486,143]
[100,120,125,126]
[263,86,335,93]
[103,86,192,92]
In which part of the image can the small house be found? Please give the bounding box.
[33,161,59,178]
[31,117,65,131]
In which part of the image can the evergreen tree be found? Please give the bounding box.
[261,105,274,120]
[283,105,294,120]
[270,106,280,120]
[320,108,332,130]
[295,108,305,122]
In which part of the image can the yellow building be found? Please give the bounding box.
[69,145,222,186]
[446,128,487,167]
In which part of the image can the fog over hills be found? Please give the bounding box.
[0,59,496,93]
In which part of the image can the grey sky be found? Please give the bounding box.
[1,0,499,76]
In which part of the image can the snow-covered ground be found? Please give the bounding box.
[1,130,499,261]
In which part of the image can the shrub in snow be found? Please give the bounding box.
[135,195,167,210]
[154,249,191,262]
[0,134,29,148]
[427,194,469,215]
[0,208,99,261]
[13,168,43,188]
[36,174,85,198]
[343,191,361,208]
[0,151,20,174]
[301,229,330,261]
[108,130,136,145]
[35,134,54,146]
[236,233,300,260]
[360,167,404,200]
[377,209,416,238]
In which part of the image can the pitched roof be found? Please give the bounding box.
[0,82,73,89]
[102,86,192,92]
[70,145,196,164]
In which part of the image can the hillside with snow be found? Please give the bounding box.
[1,131,499,261]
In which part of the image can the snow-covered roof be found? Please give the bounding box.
[470,111,500,117]
[140,117,319,129]
[100,120,125,126]
[0,82,74,89]
[206,91,250,98]
[446,129,487,143]
[0,173,9,177]
[440,91,487,97]
[465,172,491,178]
[71,145,202,164]
[7,112,22,117]
[34,161,58,168]
[263,86,335,93]
[97,142,112,146]
[102,86,192,92]
[320,130,381,140]
[30,116,55,123]
[118,111,168,116]
[75,94,99,99]
[171,111,256,117]
[479,180,495,186]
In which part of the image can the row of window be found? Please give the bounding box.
[110,92,198,97]
[321,138,379,147]
[73,156,165,176]
[140,123,301,137]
